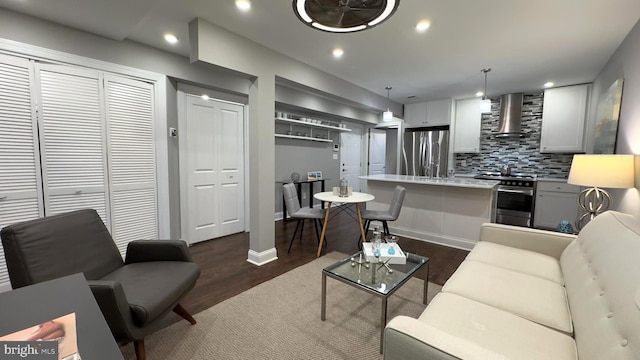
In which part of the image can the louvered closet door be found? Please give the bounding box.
[104,75,157,254]
[0,55,44,292]
[36,64,110,226]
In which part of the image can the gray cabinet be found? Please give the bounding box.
[534,181,581,230]
[404,99,452,127]
[540,84,590,153]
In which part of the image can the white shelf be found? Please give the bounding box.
[275,134,333,142]
[275,117,351,132]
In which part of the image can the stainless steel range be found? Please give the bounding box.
[475,171,537,227]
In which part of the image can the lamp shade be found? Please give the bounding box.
[567,154,635,188]
[479,99,492,113]
[383,110,393,122]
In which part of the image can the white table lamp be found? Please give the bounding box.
[567,154,634,229]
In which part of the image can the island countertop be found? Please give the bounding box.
[359,174,499,189]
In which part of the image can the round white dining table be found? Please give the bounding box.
[313,191,375,257]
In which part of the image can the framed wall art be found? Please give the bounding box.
[593,78,624,154]
[307,171,322,180]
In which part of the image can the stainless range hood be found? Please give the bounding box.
[495,93,524,138]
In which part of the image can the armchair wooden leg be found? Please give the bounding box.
[173,303,197,325]
[134,339,146,360]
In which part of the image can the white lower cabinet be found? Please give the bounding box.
[534,181,581,230]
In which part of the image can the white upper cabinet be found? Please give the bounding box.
[453,98,482,153]
[540,84,590,153]
[404,99,452,127]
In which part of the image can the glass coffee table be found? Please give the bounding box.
[321,251,430,353]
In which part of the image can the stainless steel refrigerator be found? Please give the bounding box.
[402,125,449,177]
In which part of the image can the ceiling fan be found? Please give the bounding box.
[293,0,400,33]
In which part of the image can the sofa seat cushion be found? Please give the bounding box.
[101,261,200,326]
[442,260,573,334]
[413,292,578,360]
[467,241,564,285]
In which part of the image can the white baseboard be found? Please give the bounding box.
[247,247,278,266]
[389,226,477,251]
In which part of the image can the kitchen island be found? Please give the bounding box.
[360,174,499,250]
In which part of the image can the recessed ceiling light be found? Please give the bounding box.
[332,48,344,58]
[235,0,251,11]
[544,82,555,88]
[476,91,484,97]
[164,33,178,44]
[201,94,210,101]
[416,20,431,32]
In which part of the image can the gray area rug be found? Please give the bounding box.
[121,252,441,360]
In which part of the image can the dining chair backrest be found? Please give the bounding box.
[283,183,301,216]
[389,185,406,219]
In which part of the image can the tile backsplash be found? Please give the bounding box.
[455,92,574,178]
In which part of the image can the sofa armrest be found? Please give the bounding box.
[384,316,508,360]
[88,280,137,341]
[479,223,576,260]
[125,240,192,264]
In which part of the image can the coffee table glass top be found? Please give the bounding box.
[323,251,429,296]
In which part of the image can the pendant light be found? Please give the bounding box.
[383,86,393,122]
[480,68,492,113]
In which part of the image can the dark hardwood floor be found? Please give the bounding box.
[180,206,469,315]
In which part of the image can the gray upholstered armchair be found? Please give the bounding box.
[0,209,201,360]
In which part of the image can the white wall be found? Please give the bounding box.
[588,19,640,219]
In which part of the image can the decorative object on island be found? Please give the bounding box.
[383,86,393,122]
[593,78,624,154]
[290,172,301,182]
[567,154,634,230]
[479,68,492,113]
[292,0,400,33]
[339,177,349,197]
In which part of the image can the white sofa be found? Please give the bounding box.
[384,210,640,360]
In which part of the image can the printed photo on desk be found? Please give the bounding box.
[308,171,322,180]
[0,312,81,360]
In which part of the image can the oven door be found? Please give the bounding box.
[496,187,534,227]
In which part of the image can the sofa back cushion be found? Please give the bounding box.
[560,211,640,360]
[1,209,125,288]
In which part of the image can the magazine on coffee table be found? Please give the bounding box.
[0,312,81,360]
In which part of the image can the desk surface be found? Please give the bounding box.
[314,191,375,203]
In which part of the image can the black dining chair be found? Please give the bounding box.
[282,183,326,253]
[358,185,406,246]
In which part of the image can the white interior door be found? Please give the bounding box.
[181,95,244,245]
[36,63,110,227]
[217,105,244,236]
[104,74,158,254]
[0,54,44,292]
[368,128,386,175]
[340,126,362,192]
